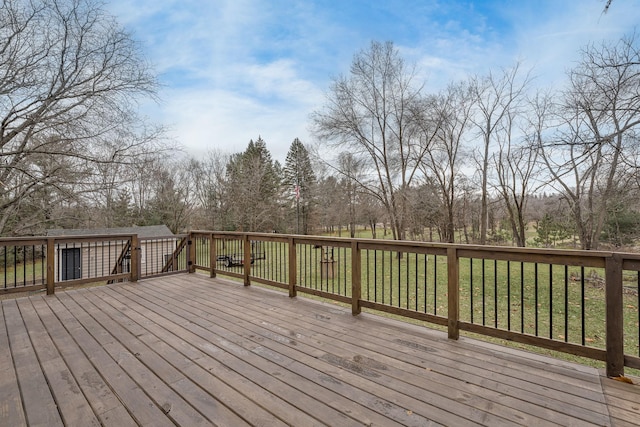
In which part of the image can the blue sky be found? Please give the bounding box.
[106,0,640,163]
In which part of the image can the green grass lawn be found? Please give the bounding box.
[0,259,45,288]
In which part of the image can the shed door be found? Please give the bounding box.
[61,248,81,280]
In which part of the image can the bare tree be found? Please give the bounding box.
[312,41,431,241]
[470,63,531,244]
[418,81,473,243]
[0,0,163,235]
[189,150,229,230]
[147,158,194,234]
[537,34,640,249]
[491,91,545,247]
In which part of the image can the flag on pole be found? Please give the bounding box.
[294,185,300,200]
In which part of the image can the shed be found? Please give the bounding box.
[46,225,177,281]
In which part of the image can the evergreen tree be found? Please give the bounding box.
[283,138,316,234]
[225,137,281,232]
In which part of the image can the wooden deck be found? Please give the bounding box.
[1,274,639,426]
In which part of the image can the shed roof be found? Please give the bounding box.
[46,225,173,238]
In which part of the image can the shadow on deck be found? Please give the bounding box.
[1,273,638,426]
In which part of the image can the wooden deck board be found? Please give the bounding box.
[0,303,27,427]
[172,278,610,426]
[2,273,639,426]
[3,300,63,427]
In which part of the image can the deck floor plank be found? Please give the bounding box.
[105,281,396,426]
[42,294,176,427]
[65,289,256,426]
[3,300,63,427]
[3,273,640,426]
[176,278,610,426]
[54,291,243,427]
[150,277,560,426]
[27,296,138,426]
[0,303,27,427]
[171,277,612,427]
[80,286,295,427]
[601,376,640,427]
[15,298,101,427]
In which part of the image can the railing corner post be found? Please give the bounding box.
[188,233,196,274]
[130,234,139,282]
[288,237,297,298]
[46,237,55,295]
[209,233,216,278]
[351,240,362,316]
[243,234,251,286]
[605,253,624,378]
[447,247,459,340]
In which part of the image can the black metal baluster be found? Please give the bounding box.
[423,253,427,313]
[549,264,553,339]
[482,258,486,325]
[414,253,418,311]
[564,265,569,343]
[390,250,393,306]
[521,261,525,333]
[582,266,586,346]
[433,255,438,316]
[494,260,498,328]
[507,261,511,331]
[535,263,539,336]
[470,258,474,323]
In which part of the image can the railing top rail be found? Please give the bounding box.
[0,237,48,246]
[139,234,187,241]
[196,230,640,260]
[46,234,135,244]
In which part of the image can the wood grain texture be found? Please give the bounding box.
[2,273,638,426]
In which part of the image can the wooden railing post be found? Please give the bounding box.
[288,237,297,297]
[188,233,196,273]
[447,247,459,340]
[243,234,251,286]
[209,233,216,278]
[46,238,55,295]
[130,234,139,282]
[605,253,624,377]
[351,240,362,315]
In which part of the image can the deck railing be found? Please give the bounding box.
[0,233,189,294]
[2,231,639,377]
[190,231,640,378]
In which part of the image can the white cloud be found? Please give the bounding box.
[106,0,640,163]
